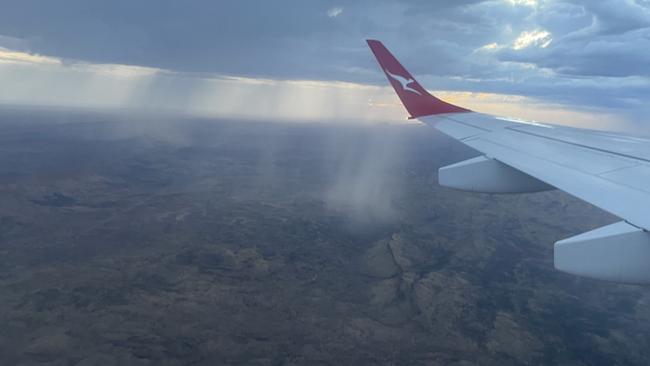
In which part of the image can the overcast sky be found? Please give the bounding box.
[1,0,649,129]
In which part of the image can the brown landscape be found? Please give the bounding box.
[0,107,649,365]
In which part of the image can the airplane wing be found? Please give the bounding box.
[367,39,650,284]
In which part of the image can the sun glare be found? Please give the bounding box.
[513,29,552,50]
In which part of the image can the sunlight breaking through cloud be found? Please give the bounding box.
[0,45,628,130]
[0,48,61,65]
[327,7,343,18]
[476,42,504,52]
[0,48,403,122]
[513,30,552,50]
[507,0,538,7]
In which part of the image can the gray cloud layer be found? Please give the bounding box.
[1,0,650,114]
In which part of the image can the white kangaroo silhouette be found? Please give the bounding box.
[384,69,422,95]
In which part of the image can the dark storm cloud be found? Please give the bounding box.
[0,0,347,79]
[1,0,650,112]
[0,0,491,81]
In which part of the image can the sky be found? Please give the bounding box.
[1,0,650,130]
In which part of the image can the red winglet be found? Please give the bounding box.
[366,39,470,118]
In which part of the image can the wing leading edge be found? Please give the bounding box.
[367,39,650,284]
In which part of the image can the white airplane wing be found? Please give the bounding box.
[367,39,650,284]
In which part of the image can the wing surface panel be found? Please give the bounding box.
[431,114,650,229]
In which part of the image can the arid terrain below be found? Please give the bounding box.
[1,107,649,365]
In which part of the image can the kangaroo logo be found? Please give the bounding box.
[384,69,422,95]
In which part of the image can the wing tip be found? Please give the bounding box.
[366,39,471,118]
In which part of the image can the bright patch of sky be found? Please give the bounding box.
[512,30,552,50]
[0,47,61,65]
[0,47,629,131]
[327,7,343,18]
[507,0,538,7]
